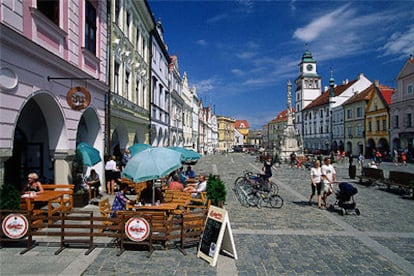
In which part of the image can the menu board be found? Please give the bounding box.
[200,217,221,256]
[197,206,237,267]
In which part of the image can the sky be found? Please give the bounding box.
[148,0,414,129]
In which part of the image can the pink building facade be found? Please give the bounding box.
[0,1,109,188]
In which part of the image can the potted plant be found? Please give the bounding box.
[0,183,21,210]
[206,174,226,208]
[72,151,88,207]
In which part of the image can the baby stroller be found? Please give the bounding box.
[334,182,360,216]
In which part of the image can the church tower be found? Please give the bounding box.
[294,48,321,137]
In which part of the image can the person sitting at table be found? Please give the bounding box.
[183,175,207,196]
[185,165,196,178]
[85,169,102,198]
[168,175,184,191]
[140,180,164,205]
[177,167,187,184]
[110,182,135,218]
[23,173,44,195]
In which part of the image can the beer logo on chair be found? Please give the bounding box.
[2,214,29,239]
[66,86,91,110]
[125,217,150,242]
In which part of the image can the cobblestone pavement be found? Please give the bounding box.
[1,153,413,275]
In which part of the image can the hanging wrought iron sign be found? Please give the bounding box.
[66,86,91,110]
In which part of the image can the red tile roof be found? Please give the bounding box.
[303,79,357,110]
[235,120,249,129]
[377,84,394,106]
[274,108,295,122]
[343,84,375,105]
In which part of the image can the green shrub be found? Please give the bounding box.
[0,183,21,210]
[206,174,226,206]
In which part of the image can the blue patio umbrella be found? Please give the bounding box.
[76,142,101,167]
[128,143,152,156]
[168,147,201,163]
[122,147,182,183]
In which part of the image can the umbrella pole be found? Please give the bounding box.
[152,180,155,205]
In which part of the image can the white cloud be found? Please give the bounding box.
[231,69,245,76]
[193,78,216,93]
[293,4,350,42]
[237,51,256,59]
[196,39,207,46]
[381,24,414,58]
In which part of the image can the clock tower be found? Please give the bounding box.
[294,49,321,137]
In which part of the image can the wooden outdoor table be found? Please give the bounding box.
[22,191,65,224]
[127,202,178,212]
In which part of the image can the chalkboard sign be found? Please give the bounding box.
[197,206,237,266]
[200,217,221,256]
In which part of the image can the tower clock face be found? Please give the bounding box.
[306,64,313,71]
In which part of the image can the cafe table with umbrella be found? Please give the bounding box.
[122,147,182,204]
[128,143,152,156]
[76,142,102,167]
[167,147,201,164]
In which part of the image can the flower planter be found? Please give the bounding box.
[73,193,88,208]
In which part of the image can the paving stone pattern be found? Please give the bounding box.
[1,153,413,275]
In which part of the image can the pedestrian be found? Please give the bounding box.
[321,157,336,208]
[393,149,399,166]
[121,149,131,168]
[358,153,364,169]
[104,155,117,195]
[309,160,323,208]
[262,156,273,181]
[401,151,407,166]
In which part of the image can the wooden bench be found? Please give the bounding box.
[382,171,414,198]
[178,209,208,255]
[42,184,74,212]
[357,167,384,185]
[164,190,208,214]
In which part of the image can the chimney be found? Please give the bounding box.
[324,86,328,92]
[374,80,379,87]
[343,79,349,85]
[410,54,413,60]
[359,73,364,79]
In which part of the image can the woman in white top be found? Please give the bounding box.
[105,155,117,195]
[309,160,323,208]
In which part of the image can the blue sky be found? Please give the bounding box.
[148,0,414,129]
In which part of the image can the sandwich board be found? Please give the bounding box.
[197,205,237,266]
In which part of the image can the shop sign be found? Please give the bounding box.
[125,217,150,242]
[2,213,29,239]
[66,86,91,110]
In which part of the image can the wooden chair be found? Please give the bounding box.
[98,198,113,233]
[42,184,74,212]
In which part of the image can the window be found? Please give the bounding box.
[408,84,413,94]
[368,121,372,132]
[356,107,362,118]
[125,71,130,99]
[347,109,352,119]
[115,0,120,24]
[114,62,120,94]
[376,120,380,131]
[406,113,412,128]
[85,1,96,54]
[37,0,59,25]
[382,119,386,131]
[320,109,323,117]
[394,115,399,129]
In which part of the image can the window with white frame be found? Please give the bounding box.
[408,84,413,94]
[356,107,363,118]
[85,0,96,54]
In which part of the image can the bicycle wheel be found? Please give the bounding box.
[234,176,245,190]
[257,198,264,209]
[269,181,279,194]
[246,191,259,206]
[234,187,249,207]
[270,194,284,209]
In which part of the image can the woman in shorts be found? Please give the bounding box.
[309,160,323,208]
